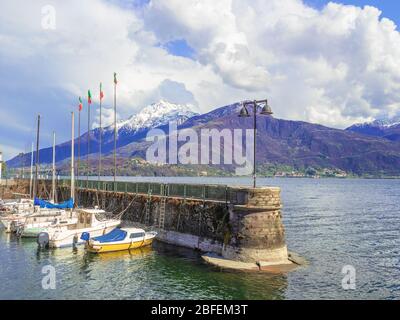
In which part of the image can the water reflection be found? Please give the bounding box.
[0,228,289,300]
[2,178,400,299]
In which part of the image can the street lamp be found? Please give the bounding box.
[238,99,273,188]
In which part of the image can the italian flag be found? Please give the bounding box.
[100,83,104,100]
[88,90,92,104]
[78,97,83,111]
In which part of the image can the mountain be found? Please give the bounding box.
[8,101,400,177]
[108,105,400,176]
[346,117,400,142]
[7,100,198,168]
[113,99,198,134]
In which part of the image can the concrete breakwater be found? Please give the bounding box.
[6,179,297,271]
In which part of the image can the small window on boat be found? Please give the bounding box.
[130,232,145,239]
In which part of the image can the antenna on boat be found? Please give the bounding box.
[52,131,56,203]
[71,112,75,214]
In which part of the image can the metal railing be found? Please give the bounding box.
[55,179,229,202]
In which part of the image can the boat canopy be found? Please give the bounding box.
[34,198,74,209]
[93,228,127,243]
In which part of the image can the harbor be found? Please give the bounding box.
[1,0,400,305]
[1,177,399,299]
[2,177,300,271]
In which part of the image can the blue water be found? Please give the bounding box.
[1,177,399,299]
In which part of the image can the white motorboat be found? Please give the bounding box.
[0,212,30,232]
[9,208,69,235]
[19,212,78,238]
[0,198,34,215]
[37,208,121,248]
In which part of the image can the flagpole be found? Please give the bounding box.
[78,107,81,180]
[71,112,75,210]
[33,114,40,201]
[87,92,90,185]
[113,73,117,189]
[99,83,102,182]
[29,142,33,198]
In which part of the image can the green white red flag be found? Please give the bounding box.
[88,90,92,104]
[78,97,83,111]
[100,83,104,100]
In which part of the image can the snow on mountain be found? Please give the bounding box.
[110,100,199,133]
[346,116,400,142]
[350,116,400,129]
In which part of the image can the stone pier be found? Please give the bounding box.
[222,187,289,265]
[4,179,300,272]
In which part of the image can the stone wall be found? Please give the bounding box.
[5,180,289,265]
[1,179,25,199]
[57,185,230,254]
[223,187,288,264]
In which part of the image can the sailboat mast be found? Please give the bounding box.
[99,83,102,182]
[32,114,40,200]
[71,112,75,204]
[29,142,33,198]
[113,73,117,187]
[87,90,91,184]
[52,131,56,203]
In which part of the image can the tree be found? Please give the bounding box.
[305,167,317,176]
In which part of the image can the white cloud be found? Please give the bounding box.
[143,0,400,127]
[1,0,400,160]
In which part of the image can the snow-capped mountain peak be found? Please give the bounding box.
[110,100,199,133]
[350,116,400,129]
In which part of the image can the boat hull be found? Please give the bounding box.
[21,227,48,238]
[48,222,120,248]
[0,219,12,232]
[87,236,155,253]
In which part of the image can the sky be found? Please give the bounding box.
[1,0,400,160]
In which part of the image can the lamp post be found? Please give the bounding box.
[238,99,273,188]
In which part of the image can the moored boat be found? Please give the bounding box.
[37,208,121,248]
[86,227,157,253]
[21,215,78,238]
[1,207,66,234]
[1,197,73,234]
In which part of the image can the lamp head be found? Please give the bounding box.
[260,100,273,115]
[238,104,251,117]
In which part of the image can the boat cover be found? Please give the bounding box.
[93,228,127,243]
[34,198,74,209]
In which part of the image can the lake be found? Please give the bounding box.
[1,177,399,299]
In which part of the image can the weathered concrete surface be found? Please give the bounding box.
[201,251,306,273]
[223,187,290,266]
[202,253,297,273]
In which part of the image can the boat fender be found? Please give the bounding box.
[73,234,78,246]
[16,226,24,238]
[80,232,90,241]
[37,232,49,248]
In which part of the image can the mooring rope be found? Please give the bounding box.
[95,189,100,208]
[113,194,138,220]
